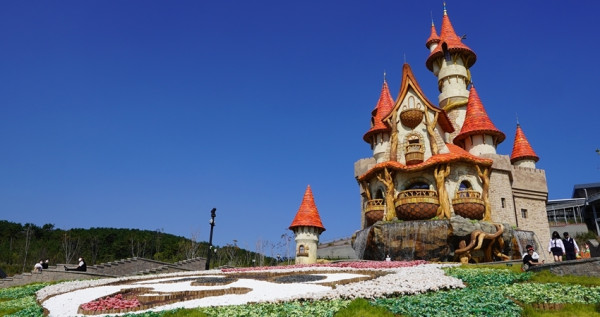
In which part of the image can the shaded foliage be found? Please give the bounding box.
[0,220,267,276]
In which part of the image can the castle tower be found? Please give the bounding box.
[289,185,326,264]
[453,85,505,156]
[511,123,539,168]
[425,5,477,141]
[363,79,394,163]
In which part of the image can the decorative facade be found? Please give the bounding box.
[354,6,551,259]
[289,185,326,264]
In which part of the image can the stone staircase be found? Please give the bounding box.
[0,257,206,288]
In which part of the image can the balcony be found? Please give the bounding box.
[395,189,439,220]
[452,190,485,220]
[364,199,385,227]
[404,143,425,165]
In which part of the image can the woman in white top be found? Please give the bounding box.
[548,231,566,262]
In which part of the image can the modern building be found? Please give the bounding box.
[547,183,600,236]
[353,5,551,256]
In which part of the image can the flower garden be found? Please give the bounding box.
[2,261,600,316]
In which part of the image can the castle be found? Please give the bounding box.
[353,5,551,259]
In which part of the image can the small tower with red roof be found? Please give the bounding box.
[363,78,395,163]
[511,123,539,168]
[454,86,506,156]
[289,185,326,264]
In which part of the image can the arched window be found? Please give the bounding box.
[459,181,472,191]
[299,245,305,254]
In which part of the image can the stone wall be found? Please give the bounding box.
[0,257,206,289]
[528,258,600,277]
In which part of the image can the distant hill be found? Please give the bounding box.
[0,220,271,276]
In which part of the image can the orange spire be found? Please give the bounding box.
[454,86,505,146]
[426,5,476,71]
[425,20,440,49]
[363,79,394,143]
[289,185,326,232]
[511,124,539,163]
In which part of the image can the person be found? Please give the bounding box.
[42,259,49,269]
[581,243,591,259]
[385,254,391,262]
[33,260,43,272]
[522,245,544,270]
[64,257,87,272]
[522,244,540,262]
[562,232,579,260]
[548,231,565,262]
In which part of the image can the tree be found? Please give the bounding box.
[21,224,33,273]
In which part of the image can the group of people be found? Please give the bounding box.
[548,231,590,262]
[523,231,592,269]
[32,257,87,272]
[33,259,49,272]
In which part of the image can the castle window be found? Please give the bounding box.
[458,181,472,191]
[297,245,308,257]
[521,209,528,219]
[501,198,506,208]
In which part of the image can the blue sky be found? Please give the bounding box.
[1,1,599,253]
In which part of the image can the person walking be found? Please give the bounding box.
[548,231,565,262]
[562,232,579,260]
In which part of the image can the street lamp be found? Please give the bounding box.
[205,208,216,270]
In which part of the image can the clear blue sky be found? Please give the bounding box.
[1,1,599,254]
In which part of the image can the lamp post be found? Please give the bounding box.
[205,208,216,270]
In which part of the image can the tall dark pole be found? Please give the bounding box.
[205,208,216,270]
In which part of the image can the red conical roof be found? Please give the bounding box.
[511,124,539,163]
[289,185,326,232]
[454,86,505,146]
[363,80,394,143]
[426,7,476,71]
[425,21,440,48]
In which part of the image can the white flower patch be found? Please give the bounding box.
[38,262,464,317]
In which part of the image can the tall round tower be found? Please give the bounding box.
[289,185,326,265]
[425,5,476,141]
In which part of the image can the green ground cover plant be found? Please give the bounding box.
[0,283,48,317]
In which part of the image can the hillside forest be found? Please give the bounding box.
[0,220,281,276]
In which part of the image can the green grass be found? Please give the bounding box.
[528,270,600,286]
[522,303,600,317]
[334,299,396,317]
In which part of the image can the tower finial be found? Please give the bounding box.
[516,113,520,126]
[443,2,447,15]
[403,53,406,64]
[430,11,434,26]
[383,70,386,82]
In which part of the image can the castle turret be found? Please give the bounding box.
[511,123,539,168]
[425,20,440,52]
[426,5,476,140]
[289,185,326,264]
[363,79,394,163]
[453,86,505,156]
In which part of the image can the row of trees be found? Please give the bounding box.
[0,220,278,276]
